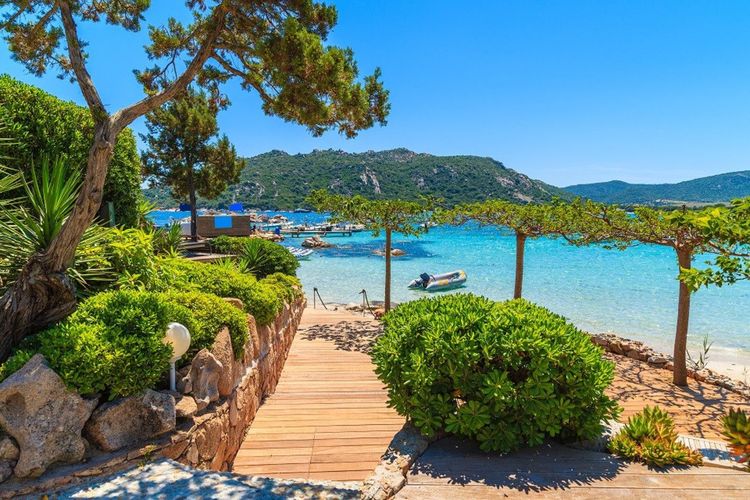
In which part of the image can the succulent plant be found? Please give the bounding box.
[722,408,750,470]
[609,405,703,467]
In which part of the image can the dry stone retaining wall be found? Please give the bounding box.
[0,297,305,498]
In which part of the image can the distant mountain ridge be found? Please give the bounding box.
[565,171,750,205]
[143,148,568,209]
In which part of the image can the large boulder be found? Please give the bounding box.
[84,389,176,452]
[182,349,222,411]
[211,327,235,397]
[0,354,98,478]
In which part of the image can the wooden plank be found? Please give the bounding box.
[232,307,401,480]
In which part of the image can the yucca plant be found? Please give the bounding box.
[609,406,703,467]
[722,408,750,470]
[0,157,112,295]
[151,223,184,256]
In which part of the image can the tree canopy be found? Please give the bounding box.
[0,0,390,361]
[142,86,242,239]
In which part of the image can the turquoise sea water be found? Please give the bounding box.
[150,210,750,363]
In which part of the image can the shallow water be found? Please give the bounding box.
[150,210,750,363]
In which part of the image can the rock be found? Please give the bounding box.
[301,235,332,248]
[182,349,223,410]
[0,434,18,462]
[84,389,175,452]
[175,395,198,419]
[0,461,12,483]
[222,297,244,311]
[0,354,98,478]
[345,302,360,311]
[648,355,669,365]
[211,327,235,397]
[373,248,406,256]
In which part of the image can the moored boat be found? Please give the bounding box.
[408,270,467,292]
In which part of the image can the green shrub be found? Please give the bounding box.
[243,280,284,326]
[152,257,283,325]
[162,290,248,359]
[211,236,298,278]
[262,272,303,303]
[0,290,196,399]
[104,228,157,288]
[372,294,620,452]
[722,408,750,470]
[211,235,247,254]
[0,74,142,226]
[610,406,703,467]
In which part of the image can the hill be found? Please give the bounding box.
[565,171,750,205]
[143,148,568,209]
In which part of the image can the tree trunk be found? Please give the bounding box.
[188,171,198,242]
[673,247,693,386]
[384,228,392,312]
[514,232,527,299]
[0,121,116,362]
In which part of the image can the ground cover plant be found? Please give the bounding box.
[372,293,620,452]
[722,408,750,469]
[609,405,703,467]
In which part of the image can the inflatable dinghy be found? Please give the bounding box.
[408,270,467,292]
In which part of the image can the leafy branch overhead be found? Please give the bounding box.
[0,0,390,361]
[2,0,390,136]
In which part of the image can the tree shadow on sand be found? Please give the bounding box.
[299,320,383,354]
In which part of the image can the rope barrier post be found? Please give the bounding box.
[313,287,317,309]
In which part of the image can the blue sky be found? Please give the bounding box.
[2,1,750,186]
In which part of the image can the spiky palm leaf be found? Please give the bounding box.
[0,157,112,295]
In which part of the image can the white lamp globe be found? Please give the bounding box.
[164,322,191,363]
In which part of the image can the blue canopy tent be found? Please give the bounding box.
[228,202,244,212]
[178,203,191,212]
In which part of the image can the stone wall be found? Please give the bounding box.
[0,297,305,498]
[163,298,304,470]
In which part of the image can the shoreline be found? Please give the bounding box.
[310,303,750,387]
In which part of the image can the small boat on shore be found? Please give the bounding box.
[408,270,467,292]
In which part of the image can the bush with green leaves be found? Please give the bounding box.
[0,74,142,226]
[211,236,299,278]
[372,294,620,452]
[0,290,193,399]
[162,290,248,359]
[151,257,284,325]
[0,289,252,398]
[262,272,304,303]
[104,228,157,288]
[722,408,750,469]
[610,406,703,467]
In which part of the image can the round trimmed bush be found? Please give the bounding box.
[372,294,620,452]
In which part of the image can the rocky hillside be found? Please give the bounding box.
[143,148,568,209]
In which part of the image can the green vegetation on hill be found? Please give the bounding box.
[0,74,142,226]
[143,148,568,209]
[566,171,750,205]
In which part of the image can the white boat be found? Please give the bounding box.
[286,247,313,260]
[408,270,467,292]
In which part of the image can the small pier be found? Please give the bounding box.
[281,229,354,237]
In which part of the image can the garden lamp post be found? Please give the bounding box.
[164,322,191,391]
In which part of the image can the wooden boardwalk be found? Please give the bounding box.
[232,308,404,481]
[397,437,750,499]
